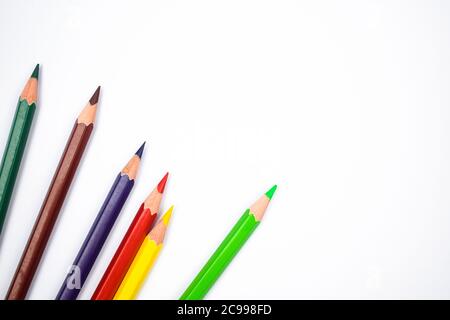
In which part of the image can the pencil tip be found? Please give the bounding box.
[162,206,174,226]
[31,64,39,79]
[135,142,146,158]
[89,86,101,105]
[157,172,169,193]
[265,185,277,200]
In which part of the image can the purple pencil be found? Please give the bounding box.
[56,143,145,300]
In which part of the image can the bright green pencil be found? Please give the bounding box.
[180,185,277,300]
[0,65,39,234]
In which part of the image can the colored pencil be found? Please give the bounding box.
[114,206,174,300]
[6,87,100,300]
[180,185,277,300]
[0,65,39,234]
[56,144,144,300]
[92,172,169,300]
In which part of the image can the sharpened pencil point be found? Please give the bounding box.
[89,86,101,105]
[135,142,146,158]
[162,206,174,226]
[265,185,277,200]
[31,64,39,79]
[157,172,169,193]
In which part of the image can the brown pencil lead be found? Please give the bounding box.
[89,86,101,105]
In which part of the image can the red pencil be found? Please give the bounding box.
[91,173,169,300]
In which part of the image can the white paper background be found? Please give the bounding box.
[0,0,450,299]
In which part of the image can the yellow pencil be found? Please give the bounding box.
[113,206,174,300]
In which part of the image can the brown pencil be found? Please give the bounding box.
[6,87,101,300]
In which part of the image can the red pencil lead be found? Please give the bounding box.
[157,172,169,193]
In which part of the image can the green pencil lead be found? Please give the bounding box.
[265,184,277,200]
[31,64,39,79]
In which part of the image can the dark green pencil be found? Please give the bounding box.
[0,65,39,234]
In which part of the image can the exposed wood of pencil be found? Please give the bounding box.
[19,64,39,104]
[121,156,141,180]
[77,86,100,125]
[250,195,271,221]
[148,206,172,244]
[5,88,100,300]
[144,172,168,212]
